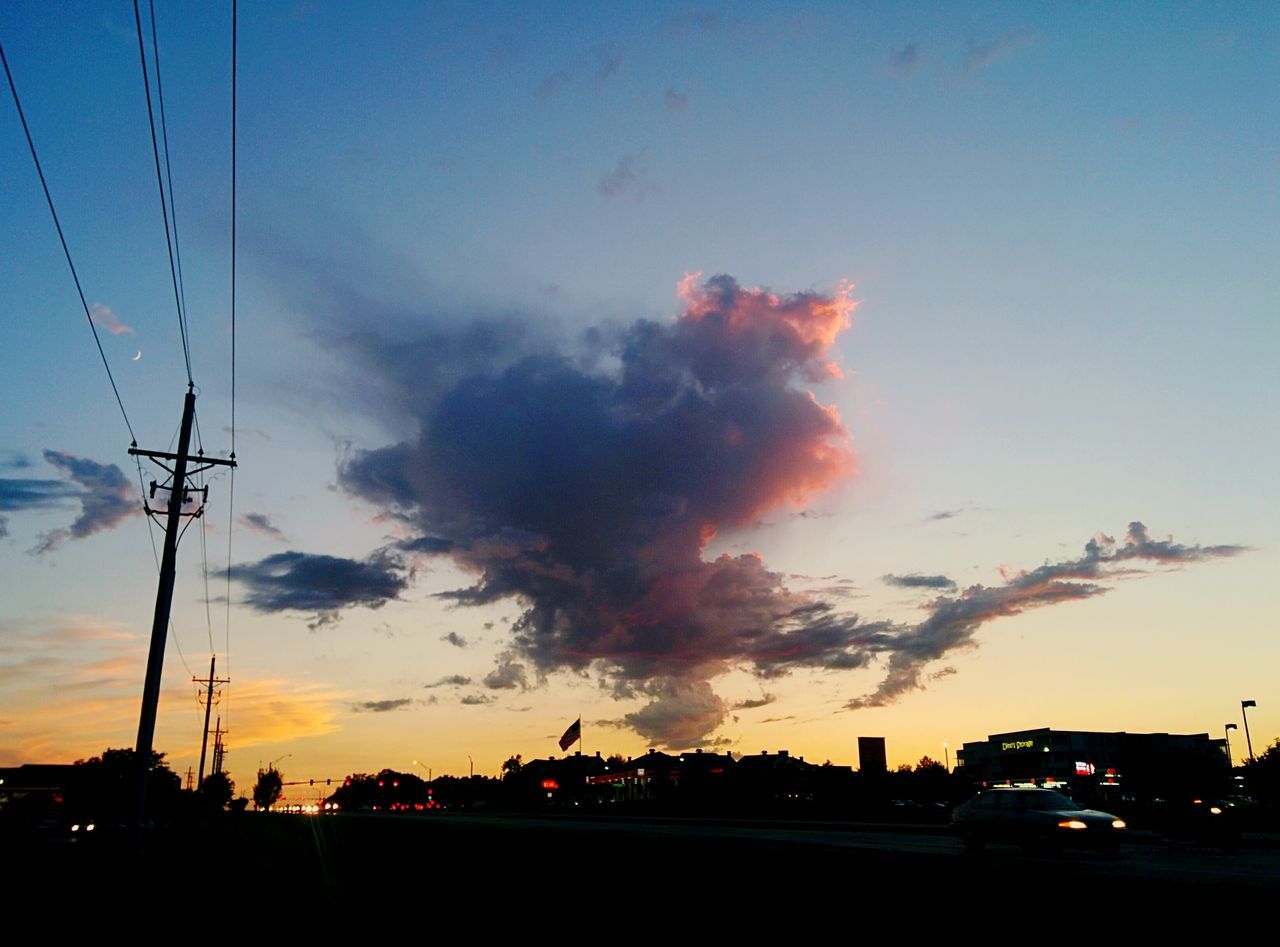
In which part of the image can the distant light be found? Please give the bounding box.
[71,824,80,832]
[86,823,95,832]
[1111,819,1127,829]
[1058,820,1088,830]
[1209,807,1223,815]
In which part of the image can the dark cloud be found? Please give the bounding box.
[31,451,138,554]
[883,573,957,591]
[0,476,80,515]
[664,88,688,111]
[232,550,408,626]
[963,28,1033,74]
[425,674,471,688]
[352,698,412,713]
[888,42,921,77]
[440,631,468,648]
[339,274,858,744]
[535,71,570,98]
[731,694,776,710]
[323,264,1245,744]
[460,693,495,705]
[239,512,286,541]
[845,522,1246,709]
[927,509,961,521]
[624,679,727,747]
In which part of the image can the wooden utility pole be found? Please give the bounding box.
[195,654,230,791]
[128,385,236,836]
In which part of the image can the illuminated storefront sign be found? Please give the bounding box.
[1001,739,1036,751]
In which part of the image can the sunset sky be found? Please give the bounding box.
[2,1,1276,798]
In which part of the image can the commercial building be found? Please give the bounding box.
[956,727,1230,802]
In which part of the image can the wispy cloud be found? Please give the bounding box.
[352,697,413,713]
[888,42,921,78]
[89,302,134,335]
[598,151,657,200]
[883,573,957,591]
[460,693,495,705]
[846,522,1247,709]
[731,693,776,710]
[593,45,621,79]
[535,71,570,98]
[425,674,471,688]
[239,512,286,541]
[441,631,468,648]
[963,28,1033,74]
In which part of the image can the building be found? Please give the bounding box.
[956,727,1230,803]
[858,737,887,775]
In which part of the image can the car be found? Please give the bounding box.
[951,787,1127,855]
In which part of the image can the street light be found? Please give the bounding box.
[1241,700,1257,762]
[468,754,474,779]
[413,759,432,781]
[1225,723,1238,768]
[943,743,950,772]
[268,753,291,770]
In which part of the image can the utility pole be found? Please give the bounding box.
[195,654,230,790]
[128,384,236,836]
[211,716,227,775]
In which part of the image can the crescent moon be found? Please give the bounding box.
[132,351,142,361]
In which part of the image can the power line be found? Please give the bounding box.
[132,0,193,385]
[1,36,138,445]
[224,0,240,738]
[148,0,191,355]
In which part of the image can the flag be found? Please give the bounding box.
[1242,700,1256,708]
[558,717,581,751]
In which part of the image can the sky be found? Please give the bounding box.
[1,1,1277,799]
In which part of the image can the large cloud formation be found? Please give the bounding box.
[338,274,861,743]
[319,274,1242,746]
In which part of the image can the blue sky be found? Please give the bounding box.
[1,2,1276,790]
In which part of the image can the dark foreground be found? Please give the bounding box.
[8,812,1276,924]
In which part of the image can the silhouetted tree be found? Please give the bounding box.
[68,747,181,821]
[253,766,283,810]
[501,755,523,780]
[1242,737,1280,806]
[201,771,234,810]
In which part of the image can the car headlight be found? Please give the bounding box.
[1209,807,1222,815]
[1058,820,1088,830]
[1111,819,1126,829]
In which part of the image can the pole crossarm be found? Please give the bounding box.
[129,446,237,468]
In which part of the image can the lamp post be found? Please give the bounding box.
[1241,700,1257,762]
[943,743,950,773]
[413,758,432,782]
[1225,723,1238,768]
[468,755,474,779]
